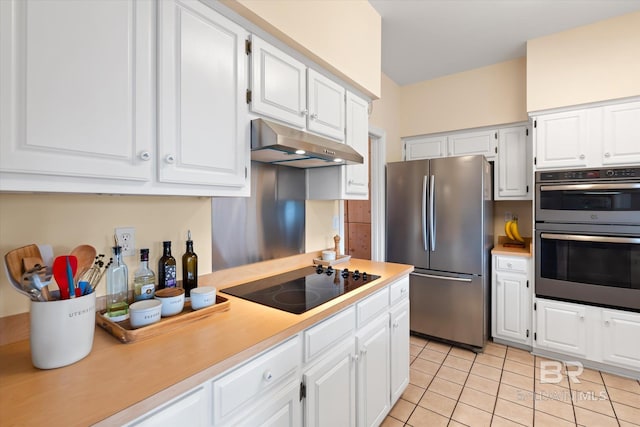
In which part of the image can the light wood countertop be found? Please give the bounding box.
[0,253,413,426]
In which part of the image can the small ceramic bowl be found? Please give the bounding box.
[129,299,162,328]
[190,286,217,310]
[322,250,336,261]
[154,287,185,317]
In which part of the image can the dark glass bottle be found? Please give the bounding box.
[158,241,177,289]
[182,230,198,297]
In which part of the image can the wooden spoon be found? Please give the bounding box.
[70,245,97,281]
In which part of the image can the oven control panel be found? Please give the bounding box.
[537,167,640,182]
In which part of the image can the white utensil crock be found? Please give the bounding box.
[30,291,96,369]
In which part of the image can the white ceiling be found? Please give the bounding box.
[369,0,640,86]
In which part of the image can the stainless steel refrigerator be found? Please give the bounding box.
[386,155,493,350]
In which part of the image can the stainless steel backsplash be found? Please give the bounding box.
[212,162,305,270]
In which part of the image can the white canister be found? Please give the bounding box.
[322,250,336,261]
[30,291,96,369]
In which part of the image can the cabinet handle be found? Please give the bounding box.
[579,154,585,160]
[400,288,407,294]
[507,263,512,268]
[301,109,308,116]
[604,152,611,158]
[393,321,399,328]
[139,151,151,161]
[263,371,273,382]
[165,154,176,164]
[361,349,367,356]
[310,113,318,120]
[499,188,504,191]
[348,180,366,186]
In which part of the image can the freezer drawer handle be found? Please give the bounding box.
[412,273,472,282]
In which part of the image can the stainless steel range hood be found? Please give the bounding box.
[251,118,364,168]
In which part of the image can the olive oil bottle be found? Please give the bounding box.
[182,230,198,297]
[106,246,129,320]
[158,241,177,289]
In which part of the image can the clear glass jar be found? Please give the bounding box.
[106,246,129,321]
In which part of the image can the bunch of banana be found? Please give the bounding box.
[505,218,525,243]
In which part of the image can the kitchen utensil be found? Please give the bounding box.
[70,244,97,281]
[53,255,78,300]
[22,256,52,301]
[4,244,44,299]
[20,263,52,302]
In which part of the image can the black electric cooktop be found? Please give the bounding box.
[221,265,381,314]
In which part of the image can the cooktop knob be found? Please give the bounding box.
[326,266,334,276]
[341,268,349,278]
[316,265,324,274]
[353,270,360,280]
[362,272,368,280]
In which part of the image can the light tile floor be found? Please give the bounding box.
[384,335,640,427]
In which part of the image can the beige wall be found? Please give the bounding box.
[399,57,528,138]
[0,194,212,317]
[369,73,403,162]
[527,11,640,112]
[493,200,533,246]
[305,200,340,252]
[223,0,381,99]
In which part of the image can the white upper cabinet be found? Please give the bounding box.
[495,126,531,200]
[344,92,369,197]
[403,135,447,160]
[158,0,248,190]
[533,110,588,169]
[249,35,307,128]
[533,100,640,171]
[0,0,154,185]
[307,69,345,141]
[602,101,640,166]
[447,129,497,160]
[249,36,346,142]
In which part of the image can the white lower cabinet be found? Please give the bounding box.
[230,379,302,427]
[492,254,531,347]
[356,314,390,427]
[389,299,410,405]
[126,386,209,427]
[303,338,357,427]
[534,298,640,372]
[601,309,640,370]
[535,299,588,357]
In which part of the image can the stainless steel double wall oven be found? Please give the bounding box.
[535,167,640,312]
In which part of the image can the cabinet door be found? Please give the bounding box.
[390,300,410,405]
[403,136,447,160]
[0,0,153,185]
[601,310,640,370]
[534,110,588,169]
[229,380,302,427]
[602,101,640,166]
[447,130,496,160]
[127,386,208,427]
[307,69,345,141]
[535,299,587,357]
[157,0,248,191]
[494,270,530,345]
[304,339,356,427]
[249,36,307,128]
[495,126,531,200]
[344,92,369,198]
[356,315,390,427]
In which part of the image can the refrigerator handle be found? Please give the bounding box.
[422,175,428,251]
[429,174,436,251]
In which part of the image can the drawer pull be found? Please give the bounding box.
[263,371,273,382]
[507,263,512,268]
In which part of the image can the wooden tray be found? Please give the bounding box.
[96,295,230,344]
[313,254,351,266]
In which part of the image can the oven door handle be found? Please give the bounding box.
[539,183,640,191]
[540,233,640,245]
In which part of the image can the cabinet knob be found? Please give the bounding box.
[400,288,407,294]
[499,188,504,191]
[604,320,610,326]
[165,154,176,164]
[361,348,367,356]
[507,263,512,268]
[301,109,308,116]
[263,371,273,381]
[393,321,399,328]
[580,314,585,320]
[139,151,151,161]
[579,154,585,160]
[351,354,359,363]
[604,152,611,158]
[310,113,318,120]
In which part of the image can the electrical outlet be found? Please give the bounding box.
[115,227,136,256]
[504,212,513,222]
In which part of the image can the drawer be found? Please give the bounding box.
[212,335,301,423]
[389,276,409,306]
[495,256,527,273]
[357,287,389,328]
[304,306,355,362]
